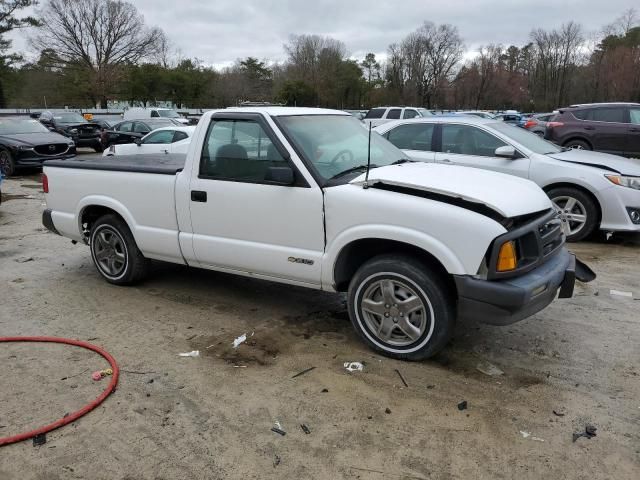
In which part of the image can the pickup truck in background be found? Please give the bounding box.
[41,107,593,360]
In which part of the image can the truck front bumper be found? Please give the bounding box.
[454,248,590,326]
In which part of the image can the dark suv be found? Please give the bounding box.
[545,103,640,157]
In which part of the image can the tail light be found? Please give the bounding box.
[547,121,564,128]
[524,119,538,129]
[42,173,49,193]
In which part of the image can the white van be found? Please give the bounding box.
[123,107,189,124]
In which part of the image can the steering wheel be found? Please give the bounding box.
[329,149,354,165]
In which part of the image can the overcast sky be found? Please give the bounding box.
[8,0,638,67]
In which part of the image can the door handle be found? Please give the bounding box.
[191,190,207,202]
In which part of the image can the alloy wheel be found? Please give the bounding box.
[552,196,588,237]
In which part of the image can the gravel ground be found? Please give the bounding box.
[0,170,639,480]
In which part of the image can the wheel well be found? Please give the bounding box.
[80,206,125,241]
[543,182,602,224]
[333,238,455,295]
[562,137,592,149]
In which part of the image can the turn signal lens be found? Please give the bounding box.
[42,173,49,193]
[497,241,517,272]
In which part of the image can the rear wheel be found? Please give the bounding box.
[93,141,104,153]
[564,139,591,151]
[89,214,148,285]
[0,148,16,176]
[347,254,455,361]
[547,187,598,242]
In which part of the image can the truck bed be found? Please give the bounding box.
[45,153,186,175]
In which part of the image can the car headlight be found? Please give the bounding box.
[17,145,33,151]
[68,142,75,147]
[68,128,78,135]
[605,174,640,190]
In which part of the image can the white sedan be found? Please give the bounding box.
[103,126,195,157]
[375,117,640,241]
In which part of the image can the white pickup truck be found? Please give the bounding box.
[42,107,593,360]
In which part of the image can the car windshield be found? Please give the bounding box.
[157,109,180,119]
[417,108,433,116]
[489,121,562,154]
[53,112,87,123]
[277,115,408,182]
[0,119,50,135]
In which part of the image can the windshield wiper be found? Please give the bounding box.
[391,158,414,165]
[330,164,378,180]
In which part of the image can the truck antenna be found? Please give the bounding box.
[363,122,372,189]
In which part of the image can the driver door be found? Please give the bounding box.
[186,113,325,286]
[138,129,175,154]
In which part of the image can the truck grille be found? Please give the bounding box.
[34,143,70,156]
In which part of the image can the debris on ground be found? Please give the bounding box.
[300,424,311,434]
[321,388,329,393]
[476,360,504,376]
[553,410,565,417]
[91,368,113,381]
[610,289,633,298]
[520,431,545,442]
[15,257,34,263]
[271,427,286,436]
[573,424,597,442]
[395,369,409,387]
[177,350,200,357]
[273,455,281,467]
[344,362,364,372]
[32,433,46,447]
[232,333,247,349]
[457,401,468,411]
[385,408,392,414]
[291,366,316,379]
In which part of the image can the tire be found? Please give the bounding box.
[564,139,591,151]
[0,147,16,176]
[347,254,455,361]
[547,187,598,242]
[89,214,148,285]
[93,142,104,153]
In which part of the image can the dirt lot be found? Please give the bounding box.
[1,170,639,480]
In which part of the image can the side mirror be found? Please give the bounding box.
[265,166,294,185]
[134,138,142,146]
[495,145,516,159]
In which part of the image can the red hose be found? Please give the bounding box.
[0,336,119,447]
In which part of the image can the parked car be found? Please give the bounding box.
[0,117,76,176]
[344,110,367,120]
[103,126,195,157]
[545,102,640,157]
[101,118,183,148]
[91,116,123,131]
[123,107,189,125]
[460,111,496,119]
[375,116,640,241]
[38,111,102,152]
[494,112,524,125]
[42,107,592,360]
[363,106,433,128]
[523,113,556,136]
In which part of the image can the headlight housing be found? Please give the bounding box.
[605,174,640,190]
[68,128,79,135]
[17,145,33,150]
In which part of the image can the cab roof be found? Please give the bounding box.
[221,107,351,117]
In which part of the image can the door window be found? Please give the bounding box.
[402,109,419,119]
[116,121,133,132]
[173,131,189,142]
[442,124,508,157]
[143,130,174,144]
[200,119,288,182]
[629,109,640,125]
[592,108,625,123]
[386,123,434,151]
[134,122,151,134]
[364,108,385,119]
[386,109,401,119]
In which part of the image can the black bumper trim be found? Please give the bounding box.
[454,248,588,326]
[42,209,60,235]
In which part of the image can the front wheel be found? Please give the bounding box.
[0,147,16,176]
[564,139,591,151]
[347,254,455,361]
[547,187,598,242]
[89,214,148,285]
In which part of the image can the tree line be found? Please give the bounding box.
[0,0,638,112]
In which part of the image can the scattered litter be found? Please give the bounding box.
[300,424,311,434]
[552,410,565,417]
[232,365,247,368]
[344,362,364,372]
[177,350,200,357]
[457,401,468,411]
[32,433,46,447]
[394,369,409,387]
[606,232,613,240]
[91,368,113,381]
[520,431,545,442]
[573,424,597,442]
[610,289,633,298]
[186,334,198,341]
[15,257,34,263]
[385,408,392,414]
[271,427,286,436]
[232,333,247,349]
[206,344,216,349]
[292,366,316,379]
[273,455,281,467]
[476,361,504,377]
[321,388,329,393]
[274,421,282,430]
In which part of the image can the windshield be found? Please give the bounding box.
[157,109,180,119]
[277,115,408,183]
[0,119,50,135]
[53,112,87,123]
[489,121,562,154]
[417,108,433,117]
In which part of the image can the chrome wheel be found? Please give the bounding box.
[552,196,587,237]
[359,276,430,347]
[92,226,127,278]
[0,150,13,175]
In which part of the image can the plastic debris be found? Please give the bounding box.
[292,366,316,379]
[520,431,545,442]
[344,362,364,372]
[232,334,247,349]
[476,361,504,376]
[552,410,565,417]
[273,455,281,467]
[32,433,46,447]
[91,368,113,381]
[457,401,468,411]
[573,424,597,442]
[271,427,286,436]
[395,369,409,387]
[300,424,311,434]
[177,350,200,357]
[610,289,633,298]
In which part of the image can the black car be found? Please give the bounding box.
[545,103,640,157]
[0,117,76,176]
[39,111,103,152]
[101,118,183,148]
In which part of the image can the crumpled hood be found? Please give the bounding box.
[547,149,640,175]
[0,132,72,147]
[350,163,552,218]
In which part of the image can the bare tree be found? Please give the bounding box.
[31,0,164,107]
